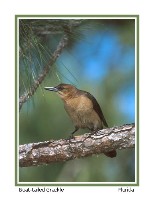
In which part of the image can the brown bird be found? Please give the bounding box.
[44,83,116,158]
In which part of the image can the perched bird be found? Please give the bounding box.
[44,83,116,158]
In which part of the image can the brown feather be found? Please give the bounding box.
[80,90,108,127]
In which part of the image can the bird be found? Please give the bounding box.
[44,83,116,158]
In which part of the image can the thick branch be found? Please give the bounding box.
[19,123,135,167]
[19,34,68,111]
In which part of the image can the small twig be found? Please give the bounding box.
[19,34,68,111]
[19,123,135,167]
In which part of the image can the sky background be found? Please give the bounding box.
[57,23,135,122]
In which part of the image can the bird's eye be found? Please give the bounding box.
[57,85,69,91]
[59,86,63,90]
[57,86,64,90]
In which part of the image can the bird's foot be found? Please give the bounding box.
[90,130,98,135]
[67,134,75,140]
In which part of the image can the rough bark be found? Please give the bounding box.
[19,123,135,167]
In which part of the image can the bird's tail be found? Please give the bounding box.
[104,150,117,158]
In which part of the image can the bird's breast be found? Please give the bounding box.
[64,95,93,113]
[63,95,102,130]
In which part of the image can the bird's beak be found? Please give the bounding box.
[44,87,58,92]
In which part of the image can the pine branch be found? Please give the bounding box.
[19,123,135,167]
[19,33,68,111]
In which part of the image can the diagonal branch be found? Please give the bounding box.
[19,123,135,167]
[19,34,68,111]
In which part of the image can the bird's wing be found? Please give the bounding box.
[83,91,108,127]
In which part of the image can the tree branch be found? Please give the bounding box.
[19,33,68,111]
[19,123,135,167]
[19,19,87,111]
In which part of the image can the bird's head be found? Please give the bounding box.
[44,83,78,100]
